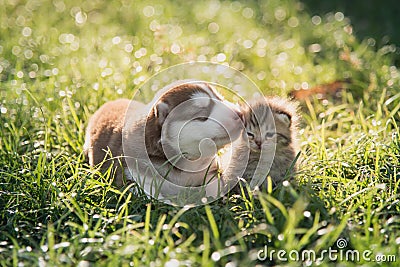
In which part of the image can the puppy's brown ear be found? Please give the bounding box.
[154,101,169,125]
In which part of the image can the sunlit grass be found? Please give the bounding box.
[1,0,399,266]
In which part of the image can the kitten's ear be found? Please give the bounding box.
[276,112,291,127]
[154,101,169,125]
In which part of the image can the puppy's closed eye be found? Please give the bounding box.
[195,117,208,122]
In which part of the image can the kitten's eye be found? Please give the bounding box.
[247,131,255,139]
[265,132,275,138]
[195,117,208,122]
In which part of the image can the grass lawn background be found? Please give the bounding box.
[0,0,399,266]
[303,0,400,45]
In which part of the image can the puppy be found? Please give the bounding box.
[84,81,243,198]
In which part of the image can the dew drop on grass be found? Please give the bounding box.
[317,228,328,235]
[257,71,266,80]
[134,50,142,58]
[165,259,179,267]
[149,20,159,31]
[143,6,155,17]
[230,1,241,12]
[53,0,65,12]
[170,43,180,54]
[59,33,75,44]
[309,43,321,53]
[335,12,344,22]
[75,11,87,25]
[277,52,288,64]
[70,41,80,51]
[110,235,120,241]
[274,8,286,21]
[257,38,267,48]
[215,53,225,62]
[243,40,253,49]
[22,27,32,37]
[242,7,253,19]
[288,17,299,27]
[305,259,313,266]
[77,261,90,267]
[15,15,25,26]
[29,71,36,78]
[311,15,321,25]
[44,70,52,77]
[301,82,309,89]
[53,242,70,249]
[112,36,121,45]
[285,39,295,49]
[208,22,219,34]
[98,59,107,68]
[125,44,133,53]
[271,68,279,77]
[16,71,23,78]
[211,251,221,261]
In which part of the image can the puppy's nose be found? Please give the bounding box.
[224,101,244,122]
[230,105,244,122]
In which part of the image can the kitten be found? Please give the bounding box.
[240,96,300,190]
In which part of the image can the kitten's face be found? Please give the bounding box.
[244,103,292,153]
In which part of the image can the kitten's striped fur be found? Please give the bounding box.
[241,96,300,189]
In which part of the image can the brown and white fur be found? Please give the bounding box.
[84,81,243,198]
[233,97,300,191]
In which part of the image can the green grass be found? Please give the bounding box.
[1,0,399,266]
[302,0,400,50]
